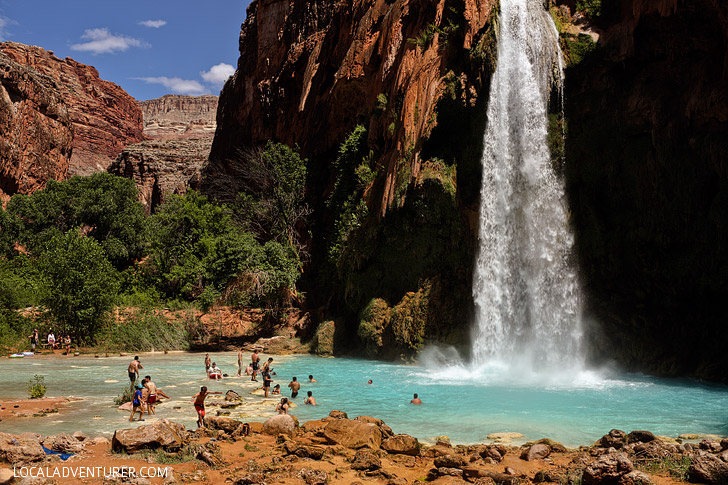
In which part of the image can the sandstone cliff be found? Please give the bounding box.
[564,0,728,382]
[138,95,218,140]
[0,42,145,176]
[0,52,72,201]
[108,138,212,214]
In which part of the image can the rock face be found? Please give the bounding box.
[0,51,72,200]
[0,432,46,464]
[108,137,211,213]
[111,419,187,453]
[262,414,297,437]
[323,418,383,450]
[565,0,728,382]
[138,95,217,139]
[0,42,144,176]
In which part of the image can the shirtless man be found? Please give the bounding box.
[192,386,222,428]
[308,375,317,383]
[144,375,171,415]
[275,397,289,415]
[250,350,260,381]
[237,349,244,377]
[288,377,300,398]
[204,354,211,377]
[262,362,273,398]
[410,393,422,405]
[304,391,317,405]
[128,356,143,388]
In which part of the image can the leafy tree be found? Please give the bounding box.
[6,173,146,268]
[37,230,120,341]
[0,255,41,309]
[0,206,21,258]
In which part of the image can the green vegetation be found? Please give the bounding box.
[636,455,691,481]
[548,113,567,174]
[576,0,602,21]
[27,375,46,399]
[0,142,308,351]
[562,34,597,67]
[113,386,136,406]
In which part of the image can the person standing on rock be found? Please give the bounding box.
[288,377,300,398]
[237,349,244,377]
[128,356,143,388]
[251,350,260,381]
[192,386,222,428]
[410,393,422,405]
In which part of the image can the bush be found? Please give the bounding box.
[0,310,35,353]
[28,375,46,399]
[98,310,194,352]
[113,385,136,405]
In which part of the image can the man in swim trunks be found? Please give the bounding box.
[208,362,222,379]
[128,356,143,388]
[191,386,222,428]
[129,383,145,422]
[237,348,244,376]
[410,393,422,405]
[205,354,211,377]
[288,377,300,398]
[250,350,260,381]
[144,375,170,415]
[304,391,316,405]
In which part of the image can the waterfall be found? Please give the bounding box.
[471,0,582,368]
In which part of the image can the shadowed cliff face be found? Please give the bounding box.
[565,0,728,382]
[0,52,72,201]
[0,42,145,177]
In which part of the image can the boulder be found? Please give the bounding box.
[43,433,84,454]
[700,439,723,453]
[520,443,551,461]
[262,414,296,437]
[297,467,328,485]
[462,466,520,484]
[205,416,243,434]
[621,470,654,484]
[434,453,466,468]
[234,473,266,484]
[627,430,656,444]
[323,418,383,449]
[598,429,628,449]
[111,419,187,453]
[328,410,348,419]
[293,445,325,460]
[480,445,503,462]
[0,468,14,485]
[689,451,728,485]
[582,452,634,485]
[225,390,242,401]
[72,431,88,442]
[90,437,111,446]
[351,449,381,470]
[382,434,420,456]
[0,432,45,464]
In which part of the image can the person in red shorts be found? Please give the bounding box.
[191,386,222,428]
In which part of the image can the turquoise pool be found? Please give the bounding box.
[1,351,726,447]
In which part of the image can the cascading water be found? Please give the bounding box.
[471,0,582,369]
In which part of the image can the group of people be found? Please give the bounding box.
[127,356,171,422]
[28,329,73,355]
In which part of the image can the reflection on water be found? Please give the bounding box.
[1,351,727,446]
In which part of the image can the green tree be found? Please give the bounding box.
[0,206,21,258]
[37,230,120,341]
[6,173,146,269]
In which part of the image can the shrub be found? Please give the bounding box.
[113,385,136,405]
[98,310,194,352]
[28,375,46,399]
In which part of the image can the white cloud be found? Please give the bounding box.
[138,20,167,28]
[0,15,15,41]
[200,63,235,86]
[136,76,208,95]
[70,28,146,55]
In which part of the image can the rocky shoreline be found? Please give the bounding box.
[1,405,727,485]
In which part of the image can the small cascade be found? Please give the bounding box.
[471,0,582,368]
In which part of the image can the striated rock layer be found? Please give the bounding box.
[0,42,145,176]
[108,138,211,214]
[565,0,728,382]
[138,95,218,140]
[0,51,72,200]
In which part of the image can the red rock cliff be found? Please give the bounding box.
[0,52,72,201]
[138,95,218,140]
[0,42,145,176]
[208,0,496,214]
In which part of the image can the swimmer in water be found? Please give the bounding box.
[304,390,317,405]
[275,397,289,414]
[308,375,317,383]
[410,393,422,405]
[367,379,373,385]
[288,377,300,398]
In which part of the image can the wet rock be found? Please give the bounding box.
[382,434,420,456]
[627,430,656,444]
[323,418,383,450]
[43,433,84,454]
[598,429,628,449]
[111,419,187,453]
[689,451,728,485]
[352,449,381,470]
[0,432,45,464]
[262,414,296,437]
[485,432,524,444]
[297,467,328,485]
[582,452,634,485]
[225,390,242,401]
[520,443,550,461]
[328,410,348,419]
[434,454,466,468]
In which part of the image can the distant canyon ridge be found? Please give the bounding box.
[0,41,214,206]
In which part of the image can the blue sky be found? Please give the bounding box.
[0,0,252,100]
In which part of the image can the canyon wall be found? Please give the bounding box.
[138,95,217,140]
[0,42,145,176]
[0,51,72,201]
[565,0,728,381]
